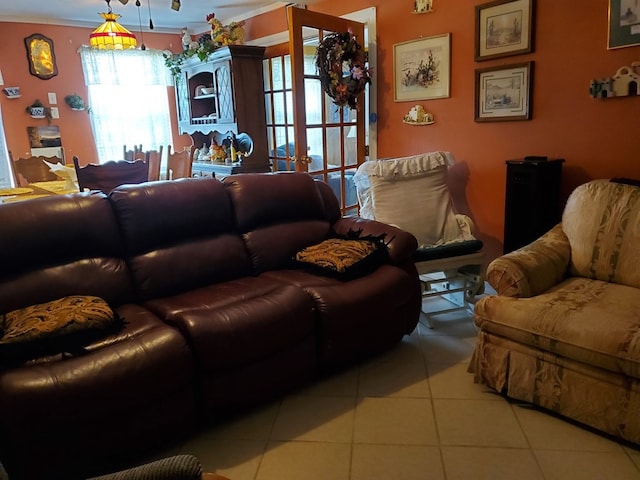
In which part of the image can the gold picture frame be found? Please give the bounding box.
[475,0,535,61]
[475,61,533,122]
[24,34,58,80]
[393,33,451,102]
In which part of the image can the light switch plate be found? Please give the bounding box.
[48,92,57,105]
[50,107,59,119]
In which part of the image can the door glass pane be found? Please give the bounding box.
[264,93,273,126]
[345,167,358,206]
[262,59,271,91]
[325,126,342,169]
[273,92,286,124]
[344,126,357,166]
[303,32,320,75]
[304,78,322,125]
[274,126,287,154]
[283,54,292,88]
[285,91,294,124]
[306,127,324,171]
[266,128,275,154]
[272,57,284,90]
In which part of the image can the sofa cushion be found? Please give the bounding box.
[294,235,388,280]
[563,180,640,289]
[474,277,640,377]
[0,295,121,361]
[224,172,335,273]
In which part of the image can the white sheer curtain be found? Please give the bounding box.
[79,46,172,164]
[0,104,12,188]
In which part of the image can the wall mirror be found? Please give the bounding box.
[24,34,58,80]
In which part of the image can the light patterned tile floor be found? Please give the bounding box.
[149,294,640,480]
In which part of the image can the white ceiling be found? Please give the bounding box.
[0,0,294,34]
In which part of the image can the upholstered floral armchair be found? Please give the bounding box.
[470,179,640,444]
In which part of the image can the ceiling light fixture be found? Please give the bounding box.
[89,0,137,50]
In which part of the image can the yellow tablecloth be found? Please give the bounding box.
[29,180,79,195]
[0,181,79,204]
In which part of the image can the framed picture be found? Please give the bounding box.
[608,0,640,49]
[475,0,535,61]
[475,61,533,122]
[393,33,451,102]
[24,33,58,80]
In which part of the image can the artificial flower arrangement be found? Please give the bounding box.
[315,30,371,110]
[164,12,245,77]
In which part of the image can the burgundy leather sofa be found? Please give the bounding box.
[0,172,421,480]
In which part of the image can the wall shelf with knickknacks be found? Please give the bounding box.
[2,87,21,99]
[589,61,640,99]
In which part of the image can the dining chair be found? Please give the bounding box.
[73,156,149,194]
[166,145,195,180]
[145,146,163,181]
[9,151,60,186]
[123,144,144,161]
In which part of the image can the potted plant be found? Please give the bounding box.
[26,99,47,118]
[64,94,88,111]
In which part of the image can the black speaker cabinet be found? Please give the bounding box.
[503,159,564,254]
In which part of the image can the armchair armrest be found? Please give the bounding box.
[332,216,418,265]
[487,224,570,297]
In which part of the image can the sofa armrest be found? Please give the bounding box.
[487,224,571,298]
[332,216,418,265]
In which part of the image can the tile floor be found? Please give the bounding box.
[150,295,640,480]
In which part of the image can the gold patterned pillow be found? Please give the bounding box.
[294,233,389,280]
[0,296,121,362]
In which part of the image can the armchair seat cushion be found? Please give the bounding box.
[475,277,640,377]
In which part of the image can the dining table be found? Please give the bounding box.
[0,180,79,204]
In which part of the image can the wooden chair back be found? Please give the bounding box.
[166,145,194,180]
[145,146,163,181]
[10,152,60,186]
[123,144,144,161]
[73,156,149,194]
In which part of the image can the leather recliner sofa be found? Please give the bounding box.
[0,172,421,480]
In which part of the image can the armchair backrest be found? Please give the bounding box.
[563,179,640,289]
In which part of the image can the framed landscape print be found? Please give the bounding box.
[475,0,535,61]
[608,0,640,49]
[475,61,533,122]
[393,33,451,102]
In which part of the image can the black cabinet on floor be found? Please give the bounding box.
[503,159,565,253]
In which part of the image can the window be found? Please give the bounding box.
[79,46,172,164]
[0,104,12,188]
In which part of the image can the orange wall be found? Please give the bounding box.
[2,1,639,262]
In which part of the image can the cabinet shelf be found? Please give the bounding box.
[174,45,270,175]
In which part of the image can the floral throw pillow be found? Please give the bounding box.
[0,295,122,363]
[294,230,389,281]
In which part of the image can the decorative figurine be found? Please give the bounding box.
[181,28,192,51]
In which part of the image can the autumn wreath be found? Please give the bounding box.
[315,30,371,110]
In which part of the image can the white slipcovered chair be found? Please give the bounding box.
[354,151,485,327]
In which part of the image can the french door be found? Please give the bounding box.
[287,7,368,216]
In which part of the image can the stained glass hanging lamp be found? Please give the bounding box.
[90,0,137,50]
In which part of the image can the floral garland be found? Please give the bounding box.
[315,30,371,110]
[163,12,245,76]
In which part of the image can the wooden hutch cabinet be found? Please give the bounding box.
[174,45,270,176]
